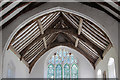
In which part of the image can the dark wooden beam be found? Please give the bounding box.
[2,2,46,29]
[25,34,58,62]
[19,20,61,57]
[63,33,97,62]
[23,40,42,60]
[19,28,103,59]
[62,12,107,50]
[80,33,103,59]
[83,21,109,44]
[9,46,29,67]
[98,2,120,15]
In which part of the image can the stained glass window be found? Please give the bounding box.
[48,64,54,78]
[71,64,78,78]
[64,64,70,78]
[56,64,62,78]
[47,49,78,78]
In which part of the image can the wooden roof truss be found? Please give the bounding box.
[8,11,112,72]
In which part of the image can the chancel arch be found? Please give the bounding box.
[4,7,112,74]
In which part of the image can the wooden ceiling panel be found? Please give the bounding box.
[7,11,112,72]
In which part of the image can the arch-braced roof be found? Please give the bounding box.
[7,10,112,72]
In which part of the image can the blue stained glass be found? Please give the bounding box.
[59,59,62,64]
[62,56,64,61]
[64,58,67,64]
[55,55,59,64]
[56,64,62,78]
[48,49,78,78]
[67,54,70,64]
[59,49,62,57]
[71,55,74,64]
[57,51,59,54]
[51,56,54,64]
[64,64,70,78]
[48,64,54,78]
[67,58,70,64]
[71,64,78,78]
[63,49,66,57]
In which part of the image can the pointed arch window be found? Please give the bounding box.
[71,64,78,78]
[56,64,62,78]
[48,64,54,78]
[47,49,78,78]
[64,64,70,78]
[108,58,116,78]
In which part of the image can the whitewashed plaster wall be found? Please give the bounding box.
[30,46,96,78]
[95,47,118,78]
[2,49,29,78]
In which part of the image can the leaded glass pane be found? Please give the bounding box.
[56,64,62,78]
[64,58,67,64]
[71,54,74,64]
[71,64,78,78]
[63,49,66,57]
[59,49,62,58]
[55,55,59,64]
[75,59,77,63]
[67,54,70,64]
[51,56,54,64]
[48,49,78,78]
[59,58,62,64]
[64,64,70,78]
[62,56,64,62]
[48,64,54,78]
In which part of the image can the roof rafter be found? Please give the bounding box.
[62,33,96,62]
[62,12,106,50]
[19,27,103,59]
[7,10,113,70]
[37,19,47,49]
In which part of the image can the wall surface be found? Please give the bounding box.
[2,2,118,79]
[30,46,96,78]
[0,30,2,79]
[2,49,29,78]
[95,47,118,78]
